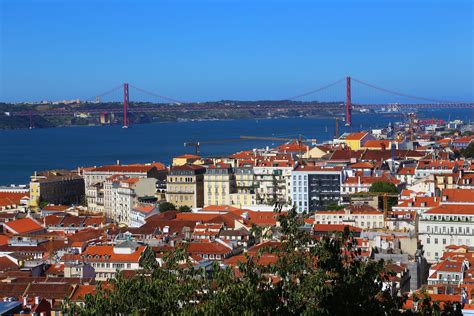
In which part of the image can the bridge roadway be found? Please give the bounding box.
[7,102,474,117]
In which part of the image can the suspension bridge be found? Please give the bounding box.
[7,76,473,129]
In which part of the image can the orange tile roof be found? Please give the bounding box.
[363,139,392,148]
[425,204,474,215]
[396,197,440,208]
[3,218,44,235]
[0,193,26,206]
[441,189,474,203]
[175,154,201,159]
[187,242,232,255]
[350,162,374,169]
[70,284,96,301]
[345,132,368,141]
[63,245,146,263]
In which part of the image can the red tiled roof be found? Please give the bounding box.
[0,193,27,206]
[441,189,474,203]
[63,245,146,263]
[175,154,201,159]
[350,162,374,169]
[70,284,96,301]
[187,242,232,255]
[345,132,368,141]
[363,139,392,148]
[3,218,44,235]
[425,204,474,215]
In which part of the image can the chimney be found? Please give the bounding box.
[117,160,120,165]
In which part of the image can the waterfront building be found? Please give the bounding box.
[29,170,84,209]
[166,164,206,208]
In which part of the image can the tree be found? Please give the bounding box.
[326,201,345,210]
[64,205,460,315]
[369,181,398,194]
[178,205,192,212]
[139,246,158,270]
[159,202,176,213]
[369,181,398,210]
[460,142,474,158]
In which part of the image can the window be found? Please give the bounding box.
[434,238,438,244]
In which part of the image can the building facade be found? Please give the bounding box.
[166,165,206,208]
[204,163,236,206]
[29,170,84,209]
[291,165,345,213]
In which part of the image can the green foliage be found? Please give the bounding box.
[369,181,398,194]
[139,247,158,271]
[326,201,345,210]
[159,202,176,213]
[178,205,192,212]
[63,206,460,315]
[460,142,474,158]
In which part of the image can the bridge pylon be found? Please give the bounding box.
[123,83,129,128]
[345,76,352,126]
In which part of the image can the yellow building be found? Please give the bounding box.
[166,165,206,208]
[343,132,374,150]
[172,154,203,166]
[29,170,85,209]
[230,167,256,207]
[204,163,236,206]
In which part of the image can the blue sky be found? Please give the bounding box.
[1,0,473,103]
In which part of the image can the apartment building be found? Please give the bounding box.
[61,241,147,281]
[230,166,257,207]
[291,165,345,213]
[83,163,166,213]
[29,170,84,209]
[204,163,236,206]
[253,164,292,206]
[313,205,384,230]
[166,164,206,208]
[103,175,157,225]
[419,204,474,262]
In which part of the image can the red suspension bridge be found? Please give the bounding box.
[8,76,474,128]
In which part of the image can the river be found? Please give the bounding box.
[0,108,472,185]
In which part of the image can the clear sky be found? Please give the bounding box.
[1,0,473,103]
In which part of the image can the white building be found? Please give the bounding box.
[104,176,157,226]
[83,163,166,213]
[313,205,384,230]
[418,204,474,263]
[129,204,159,228]
[291,165,345,213]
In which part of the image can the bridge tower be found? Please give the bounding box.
[123,83,129,128]
[345,76,352,126]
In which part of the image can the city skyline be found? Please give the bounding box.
[1,0,473,103]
